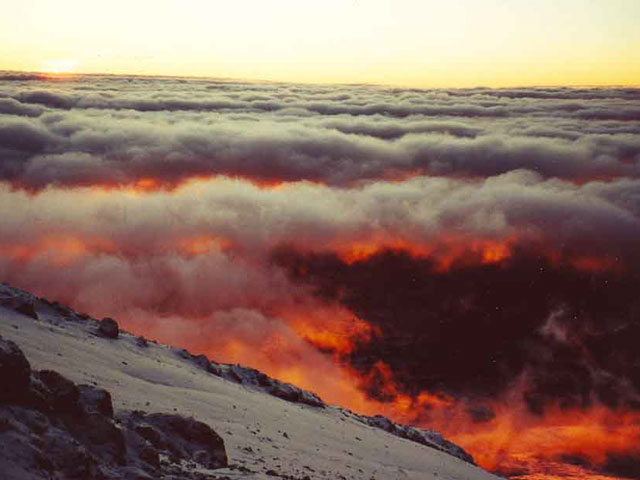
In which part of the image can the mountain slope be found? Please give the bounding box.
[0,282,501,480]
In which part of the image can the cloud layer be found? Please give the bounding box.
[1,74,639,190]
[2,73,640,479]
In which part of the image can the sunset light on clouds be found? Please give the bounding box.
[1,2,640,480]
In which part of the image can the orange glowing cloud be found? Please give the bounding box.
[278,305,379,354]
[441,403,640,479]
[176,235,232,257]
[330,234,516,270]
[0,235,116,266]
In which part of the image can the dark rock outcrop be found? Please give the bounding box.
[343,410,475,464]
[35,370,81,414]
[0,282,479,468]
[0,336,228,480]
[121,411,228,470]
[79,384,115,418]
[0,335,32,402]
[0,296,38,320]
[177,350,325,408]
[98,317,119,339]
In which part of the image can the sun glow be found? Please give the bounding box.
[40,59,78,74]
[1,0,638,86]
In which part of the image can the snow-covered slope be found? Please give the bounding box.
[0,283,501,480]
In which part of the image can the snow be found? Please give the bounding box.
[0,283,501,480]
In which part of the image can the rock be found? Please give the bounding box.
[35,370,80,415]
[0,337,228,479]
[355,412,476,464]
[297,389,325,408]
[0,297,38,320]
[193,354,211,370]
[208,362,224,377]
[98,317,119,339]
[18,409,49,435]
[133,423,167,450]
[139,445,160,468]
[81,412,127,462]
[136,336,149,348]
[13,300,38,320]
[124,412,228,470]
[176,348,190,359]
[51,302,73,318]
[267,380,325,408]
[212,363,325,408]
[78,384,114,418]
[45,439,101,479]
[0,335,32,402]
[120,466,154,480]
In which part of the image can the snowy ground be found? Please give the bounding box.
[0,283,501,480]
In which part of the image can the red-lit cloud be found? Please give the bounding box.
[1,75,640,479]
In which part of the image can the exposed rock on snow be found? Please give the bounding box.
[178,348,475,463]
[121,410,228,470]
[79,384,115,418]
[0,295,38,320]
[178,350,326,409]
[0,335,31,402]
[0,282,499,480]
[353,413,474,464]
[35,369,83,414]
[98,317,120,339]
[0,335,228,480]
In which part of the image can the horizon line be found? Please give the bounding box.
[2,69,639,91]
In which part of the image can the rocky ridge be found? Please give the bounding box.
[0,334,228,480]
[0,281,475,466]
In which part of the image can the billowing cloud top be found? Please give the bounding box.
[1,73,639,190]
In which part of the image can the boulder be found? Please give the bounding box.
[139,445,160,469]
[78,384,114,418]
[81,412,127,463]
[13,300,38,320]
[192,354,211,370]
[0,335,32,402]
[0,338,228,479]
[124,412,228,470]
[35,370,81,415]
[0,297,38,320]
[98,317,119,339]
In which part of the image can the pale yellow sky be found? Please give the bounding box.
[1,0,639,87]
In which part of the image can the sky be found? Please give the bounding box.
[1,0,640,87]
